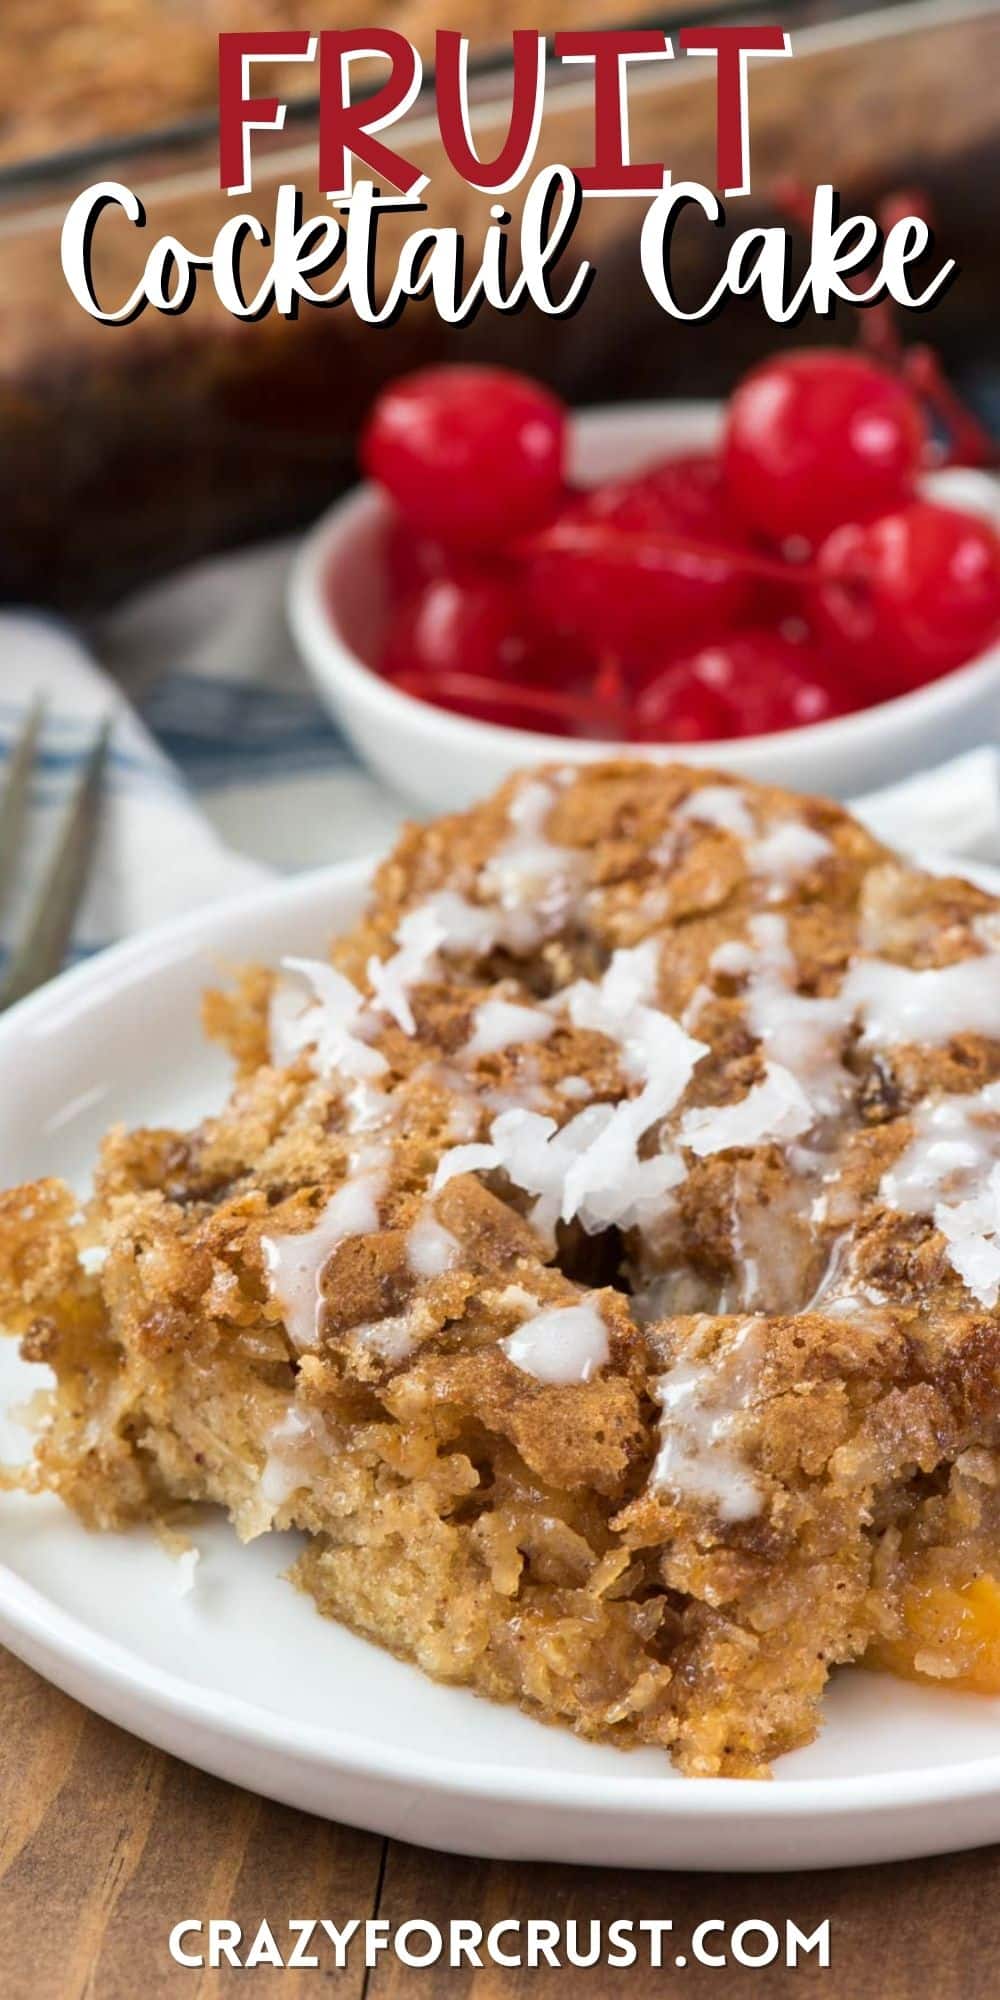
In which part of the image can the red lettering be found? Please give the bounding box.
[679,26,790,196]
[318,31,423,196]
[555,31,672,191]
[436,31,545,192]
[218,32,315,194]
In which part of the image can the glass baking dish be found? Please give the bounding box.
[0,0,995,609]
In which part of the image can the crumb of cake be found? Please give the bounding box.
[3,760,1000,1777]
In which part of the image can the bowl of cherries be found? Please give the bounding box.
[288,350,1000,811]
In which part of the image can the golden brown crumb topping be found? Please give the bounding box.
[3,760,1000,1775]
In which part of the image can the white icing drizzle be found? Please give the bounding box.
[410,1060,482,1140]
[446,1092,481,1140]
[259,1406,330,1505]
[406,1211,461,1278]
[725,1159,825,1314]
[364,811,583,1042]
[679,787,831,896]
[680,1063,814,1155]
[500,1298,610,1385]
[843,953,1000,1050]
[477,780,582,948]
[749,822,832,896]
[465,999,555,1057]
[817,1288,890,1329]
[270,957,386,1082]
[715,917,1000,1131]
[650,1318,763,1521]
[714,915,851,1119]
[261,1166,385,1349]
[881,1082,1000,1307]
[680,784,754,838]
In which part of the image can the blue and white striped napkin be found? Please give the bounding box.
[1,535,999,976]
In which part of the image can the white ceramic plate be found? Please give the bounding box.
[4,859,1000,1872]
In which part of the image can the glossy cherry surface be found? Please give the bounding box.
[381,569,533,685]
[635,629,858,743]
[723,349,926,548]
[522,499,753,657]
[361,359,996,746]
[813,501,1000,698]
[362,365,567,550]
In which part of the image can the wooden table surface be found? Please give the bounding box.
[0,1642,994,2000]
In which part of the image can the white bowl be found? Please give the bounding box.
[288,402,1000,813]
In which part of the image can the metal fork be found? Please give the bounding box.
[0,700,111,1012]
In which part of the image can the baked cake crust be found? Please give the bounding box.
[3,760,1000,1776]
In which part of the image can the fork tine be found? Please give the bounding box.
[0,716,112,1012]
[0,697,46,927]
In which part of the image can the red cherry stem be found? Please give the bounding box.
[901,346,999,471]
[772,176,997,471]
[393,667,617,731]
[517,522,823,587]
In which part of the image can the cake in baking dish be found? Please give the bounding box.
[2,0,650,166]
[3,761,1000,1776]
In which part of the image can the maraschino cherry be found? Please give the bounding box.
[813,500,1000,698]
[633,629,858,743]
[381,569,533,685]
[362,365,566,550]
[521,496,754,657]
[361,354,996,746]
[723,349,926,548]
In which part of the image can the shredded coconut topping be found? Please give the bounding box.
[271,957,386,1082]
[680,1063,815,1155]
[500,1298,610,1385]
[465,999,555,1057]
[433,1141,502,1193]
[367,903,450,1033]
[366,891,503,1035]
[433,942,707,1238]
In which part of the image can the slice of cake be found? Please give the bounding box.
[3,760,1000,1775]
